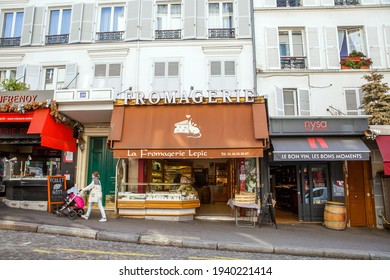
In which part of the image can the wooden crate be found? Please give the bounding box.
[235,192,256,204]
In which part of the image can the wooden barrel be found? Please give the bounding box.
[324,202,346,230]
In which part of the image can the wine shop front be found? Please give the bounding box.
[108,93,269,220]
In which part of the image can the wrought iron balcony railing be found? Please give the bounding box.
[46,34,69,44]
[155,29,181,40]
[280,56,306,69]
[208,28,235,39]
[0,37,21,47]
[277,0,301,7]
[96,31,124,41]
[335,0,360,5]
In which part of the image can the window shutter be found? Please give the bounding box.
[324,27,340,69]
[16,65,26,82]
[384,26,390,68]
[0,11,4,36]
[196,0,206,39]
[306,27,321,69]
[109,64,121,77]
[211,61,221,76]
[265,27,281,69]
[236,0,251,39]
[80,3,95,43]
[69,3,83,44]
[94,64,106,77]
[108,64,122,94]
[298,89,311,116]
[263,0,276,7]
[275,87,284,116]
[64,63,78,89]
[183,0,196,39]
[154,62,165,77]
[224,61,235,76]
[140,0,153,40]
[21,6,35,46]
[365,26,383,69]
[345,89,358,115]
[168,62,179,77]
[31,6,44,46]
[25,65,41,90]
[125,0,140,41]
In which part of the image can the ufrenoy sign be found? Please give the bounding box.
[123,89,256,105]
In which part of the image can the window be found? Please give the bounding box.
[46,9,71,44]
[279,30,305,69]
[0,69,16,83]
[1,11,23,46]
[338,28,364,58]
[153,61,180,92]
[345,88,364,115]
[97,6,125,41]
[276,88,310,116]
[156,3,181,39]
[44,67,66,90]
[208,2,234,38]
[277,0,301,7]
[209,60,236,91]
[93,63,122,93]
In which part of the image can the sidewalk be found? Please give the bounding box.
[0,201,389,260]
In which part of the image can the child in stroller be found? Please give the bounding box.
[55,185,85,220]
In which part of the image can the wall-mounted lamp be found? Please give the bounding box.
[364,129,381,140]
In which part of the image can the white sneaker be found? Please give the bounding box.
[81,215,88,220]
[99,218,107,222]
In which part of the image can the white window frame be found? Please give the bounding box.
[209,59,237,91]
[152,60,181,93]
[338,27,365,58]
[344,88,364,115]
[47,8,72,35]
[93,62,122,93]
[275,87,311,116]
[2,10,24,38]
[42,66,66,90]
[278,29,305,57]
[156,3,182,30]
[98,5,125,32]
[208,1,234,29]
[0,69,16,82]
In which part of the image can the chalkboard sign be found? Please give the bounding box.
[258,192,277,229]
[47,176,67,212]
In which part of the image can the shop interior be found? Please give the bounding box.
[270,165,299,223]
[148,159,237,217]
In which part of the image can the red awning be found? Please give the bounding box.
[0,112,34,122]
[27,109,76,152]
[376,136,390,175]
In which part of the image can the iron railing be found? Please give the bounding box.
[208,28,235,39]
[335,0,360,5]
[0,37,21,47]
[96,31,124,41]
[277,0,301,7]
[155,29,181,40]
[280,56,306,69]
[46,34,69,44]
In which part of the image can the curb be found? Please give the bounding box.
[1,220,390,260]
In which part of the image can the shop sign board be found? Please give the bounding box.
[114,148,264,159]
[47,176,67,212]
[274,152,369,161]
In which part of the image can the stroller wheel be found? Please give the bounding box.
[68,210,77,220]
[77,209,85,216]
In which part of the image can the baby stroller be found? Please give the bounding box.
[55,188,85,220]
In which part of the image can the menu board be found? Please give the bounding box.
[47,176,67,212]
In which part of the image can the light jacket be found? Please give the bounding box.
[81,177,102,203]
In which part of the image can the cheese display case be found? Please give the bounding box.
[116,182,200,220]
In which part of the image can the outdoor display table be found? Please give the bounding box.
[227,199,260,228]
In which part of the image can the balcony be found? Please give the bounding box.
[208,28,235,39]
[277,0,301,7]
[0,37,21,47]
[96,31,124,42]
[46,34,69,45]
[280,56,306,69]
[155,29,181,40]
[334,0,360,5]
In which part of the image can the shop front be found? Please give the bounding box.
[268,116,375,226]
[108,92,269,220]
[0,91,79,208]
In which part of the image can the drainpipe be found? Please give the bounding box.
[250,0,271,195]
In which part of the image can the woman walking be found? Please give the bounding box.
[80,171,107,222]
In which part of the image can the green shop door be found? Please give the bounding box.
[88,137,117,206]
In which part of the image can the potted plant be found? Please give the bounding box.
[340,50,373,69]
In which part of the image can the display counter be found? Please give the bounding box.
[3,178,49,201]
[116,183,200,221]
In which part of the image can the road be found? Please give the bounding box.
[0,229,333,260]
